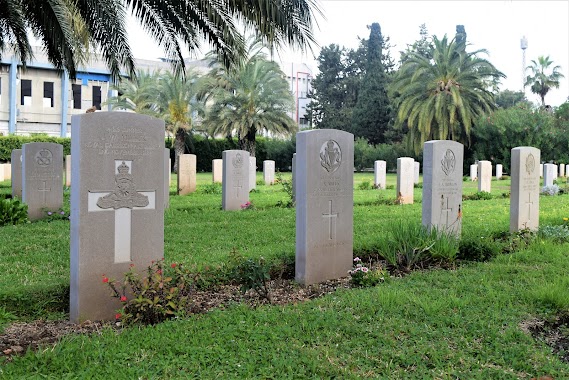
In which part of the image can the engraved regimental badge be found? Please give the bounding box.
[441,149,456,176]
[320,140,342,173]
[232,153,244,168]
[526,153,535,176]
[35,149,53,166]
[97,161,149,209]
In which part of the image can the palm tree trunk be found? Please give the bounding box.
[173,127,186,173]
[245,127,257,157]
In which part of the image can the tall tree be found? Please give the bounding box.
[0,0,321,81]
[400,24,433,64]
[199,40,297,157]
[351,22,392,144]
[390,35,505,153]
[105,70,162,116]
[524,55,565,107]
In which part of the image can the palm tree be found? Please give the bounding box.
[390,35,505,152]
[0,0,321,81]
[525,55,565,107]
[105,70,162,117]
[199,41,297,157]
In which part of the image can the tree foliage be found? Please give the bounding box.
[524,55,565,107]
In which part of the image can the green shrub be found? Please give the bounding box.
[104,259,196,326]
[457,237,499,262]
[428,229,460,262]
[348,257,387,287]
[275,172,294,208]
[377,221,432,271]
[539,225,569,243]
[357,180,372,190]
[491,229,536,254]
[463,191,493,201]
[229,251,272,302]
[0,197,29,226]
[197,183,222,194]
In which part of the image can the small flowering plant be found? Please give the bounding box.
[103,259,197,325]
[42,208,70,222]
[348,257,387,288]
[240,201,255,210]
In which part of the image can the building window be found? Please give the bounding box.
[72,84,81,109]
[43,82,54,107]
[92,86,102,110]
[21,79,32,106]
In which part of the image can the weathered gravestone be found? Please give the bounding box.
[11,149,22,198]
[553,164,558,181]
[22,142,63,221]
[3,163,11,181]
[478,161,491,192]
[296,130,353,285]
[414,161,420,185]
[496,164,503,180]
[249,157,256,191]
[70,112,165,323]
[470,164,478,181]
[543,163,556,187]
[559,163,565,178]
[396,157,414,204]
[65,155,72,187]
[540,164,543,178]
[222,150,250,210]
[212,159,223,183]
[374,160,386,189]
[510,147,540,232]
[0,165,4,182]
[422,141,463,236]
[177,154,197,195]
[164,149,170,208]
[263,160,275,186]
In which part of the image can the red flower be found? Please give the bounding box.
[129,263,135,267]
[171,263,177,268]
[102,276,109,283]
[157,269,162,275]
[120,296,127,302]
[115,313,122,320]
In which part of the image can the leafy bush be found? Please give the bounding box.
[229,251,272,302]
[348,257,387,287]
[357,180,372,190]
[42,208,69,222]
[457,237,499,262]
[275,172,294,208]
[104,260,197,325]
[0,197,29,226]
[541,185,560,196]
[377,222,431,271]
[491,229,536,254]
[197,183,222,194]
[428,229,460,262]
[539,225,569,243]
[463,191,493,201]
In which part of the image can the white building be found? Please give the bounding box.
[281,62,313,130]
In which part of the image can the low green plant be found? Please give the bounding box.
[541,185,560,196]
[385,184,395,190]
[104,259,196,325]
[428,228,460,263]
[229,250,272,302]
[357,180,372,190]
[0,197,28,226]
[539,224,569,243]
[348,257,387,287]
[492,228,536,254]
[413,182,423,188]
[377,221,433,272]
[256,179,265,186]
[42,208,70,222]
[197,183,222,194]
[275,172,294,208]
[462,191,493,201]
[457,236,499,262]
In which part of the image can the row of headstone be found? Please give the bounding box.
[0,163,11,182]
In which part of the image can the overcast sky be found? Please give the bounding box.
[129,0,569,106]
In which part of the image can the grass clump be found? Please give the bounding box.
[463,191,493,201]
[0,196,28,226]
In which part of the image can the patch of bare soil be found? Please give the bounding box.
[521,312,569,364]
[0,277,351,363]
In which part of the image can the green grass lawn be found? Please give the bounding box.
[1,173,569,378]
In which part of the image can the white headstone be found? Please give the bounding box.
[396,157,414,204]
[414,161,420,184]
[212,159,223,183]
[249,157,256,191]
[540,164,543,178]
[22,142,64,221]
[0,164,4,182]
[296,130,353,285]
[478,161,491,192]
[263,160,275,186]
[70,112,165,323]
[65,155,71,187]
[11,149,22,198]
[510,147,540,232]
[543,164,556,186]
[496,164,503,180]
[3,163,11,181]
[177,154,197,195]
[222,150,250,210]
[422,140,464,236]
[164,149,170,208]
[292,153,296,202]
[559,164,565,178]
[470,164,478,181]
[553,164,558,181]
[374,160,386,189]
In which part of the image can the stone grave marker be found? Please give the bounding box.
[422,140,464,236]
[222,150,250,210]
[292,153,296,202]
[65,155,72,187]
[470,164,478,181]
[11,149,22,198]
[177,154,197,195]
[478,160,491,192]
[396,157,414,204]
[540,164,543,178]
[543,163,556,186]
[212,159,223,183]
[496,164,503,180]
[510,147,540,232]
[263,160,275,186]
[249,157,256,191]
[296,129,353,285]
[553,164,558,181]
[374,160,386,189]
[0,165,4,182]
[560,163,565,178]
[164,149,170,208]
[22,142,63,221]
[70,112,165,323]
[3,163,11,181]
[414,161,420,184]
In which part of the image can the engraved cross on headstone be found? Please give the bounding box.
[440,196,453,227]
[38,181,51,205]
[234,179,243,198]
[322,200,339,240]
[526,193,533,221]
[87,160,155,263]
